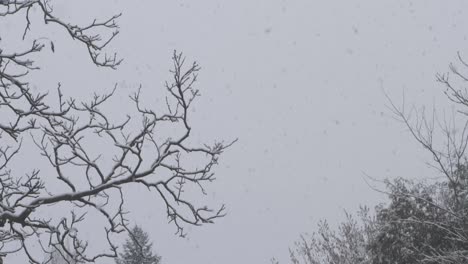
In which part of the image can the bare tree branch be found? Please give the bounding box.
[0,2,234,263]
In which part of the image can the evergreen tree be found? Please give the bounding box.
[47,238,77,264]
[49,248,77,264]
[116,226,161,264]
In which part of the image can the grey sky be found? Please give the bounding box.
[2,0,467,263]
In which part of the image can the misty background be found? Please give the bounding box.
[2,0,466,263]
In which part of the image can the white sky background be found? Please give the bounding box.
[2,0,468,263]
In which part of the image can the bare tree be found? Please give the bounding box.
[276,207,375,264]
[276,53,468,264]
[385,53,468,263]
[0,1,234,263]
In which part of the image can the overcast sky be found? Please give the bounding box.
[3,0,468,263]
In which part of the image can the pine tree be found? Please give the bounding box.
[116,226,161,264]
[49,248,77,264]
[47,238,77,264]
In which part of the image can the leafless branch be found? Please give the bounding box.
[0,3,233,263]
